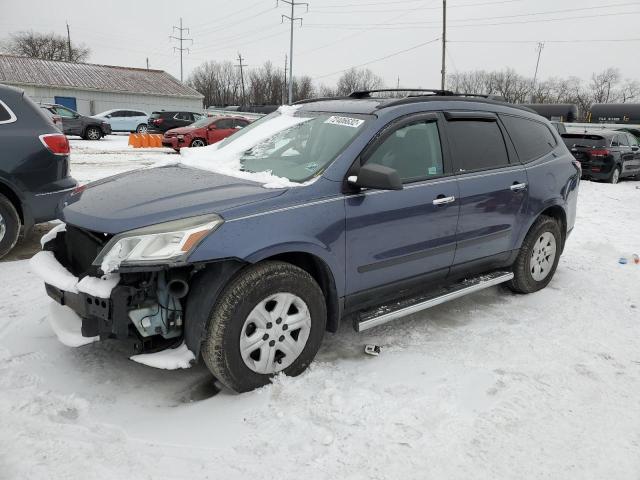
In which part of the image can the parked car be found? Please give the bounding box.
[93,109,149,133]
[35,89,579,392]
[40,106,63,132]
[0,84,77,258]
[40,103,112,140]
[147,111,205,133]
[561,130,640,183]
[162,116,251,151]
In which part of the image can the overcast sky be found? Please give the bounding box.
[1,0,639,88]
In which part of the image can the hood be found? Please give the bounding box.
[62,165,286,234]
[166,126,200,135]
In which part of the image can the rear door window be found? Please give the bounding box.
[56,107,76,118]
[366,121,444,183]
[500,115,557,163]
[216,119,234,129]
[618,134,629,147]
[446,119,509,172]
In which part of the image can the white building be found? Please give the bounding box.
[0,54,204,115]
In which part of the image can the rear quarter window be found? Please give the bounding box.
[0,100,17,123]
[500,115,557,163]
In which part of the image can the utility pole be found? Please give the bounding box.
[66,22,72,61]
[279,0,308,104]
[146,57,149,70]
[283,54,288,105]
[236,53,248,107]
[170,17,192,82]
[441,0,446,91]
[531,42,545,102]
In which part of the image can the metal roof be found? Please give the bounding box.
[0,55,203,99]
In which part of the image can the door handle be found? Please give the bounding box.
[432,195,456,206]
[510,182,527,192]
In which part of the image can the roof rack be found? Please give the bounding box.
[349,89,456,99]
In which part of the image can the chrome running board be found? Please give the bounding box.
[355,271,514,332]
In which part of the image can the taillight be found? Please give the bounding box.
[590,149,609,157]
[39,133,70,156]
[153,118,163,125]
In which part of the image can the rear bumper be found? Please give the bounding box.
[25,176,77,225]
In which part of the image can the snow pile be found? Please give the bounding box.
[40,222,66,246]
[29,251,79,293]
[179,105,313,188]
[77,274,121,298]
[29,251,120,299]
[48,301,99,347]
[130,343,195,370]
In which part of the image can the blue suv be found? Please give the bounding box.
[36,90,580,392]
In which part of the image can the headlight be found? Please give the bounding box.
[93,214,223,273]
[177,134,184,140]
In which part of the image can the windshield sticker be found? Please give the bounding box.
[324,116,364,128]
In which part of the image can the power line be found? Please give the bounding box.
[279,0,309,104]
[312,0,522,11]
[314,37,440,80]
[170,17,192,82]
[448,38,640,44]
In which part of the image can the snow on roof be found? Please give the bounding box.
[0,54,203,99]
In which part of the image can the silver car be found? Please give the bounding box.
[93,109,149,133]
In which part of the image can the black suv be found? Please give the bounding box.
[561,130,640,183]
[0,85,77,258]
[40,103,112,140]
[147,111,205,133]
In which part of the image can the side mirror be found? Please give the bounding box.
[208,124,217,130]
[347,163,403,191]
[632,146,639,151]
[105,114,111,118]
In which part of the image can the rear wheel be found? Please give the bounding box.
[190,138,206,147]
[609,166,621,184]
[84,126,102,140]
[201,261,326,393]
[508,215,562,294]
[136,124,148,133]
[0,194,21,259]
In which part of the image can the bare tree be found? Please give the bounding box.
[293,75,315,101]
[2,31,90,62]
[336,68,384,95]
[590,68,620,103]
[615,79,640,103]
[188,61,241,108]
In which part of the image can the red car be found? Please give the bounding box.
[162,116,251,151]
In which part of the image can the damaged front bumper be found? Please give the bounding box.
[32,228,189,355]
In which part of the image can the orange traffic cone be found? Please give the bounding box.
[153,134,162,147]
[141,134,150,148]
[128,133,134,146]
[132,134,142,148]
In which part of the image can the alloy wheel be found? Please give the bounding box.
[87,128,101,140]
[191,139,206,147]
[530,232,557,281]
[239,292,312,374]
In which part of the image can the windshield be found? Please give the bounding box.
[191,117,215,128]
[180,107,370,185]
[237,112,367,182]
[561,134,607,148]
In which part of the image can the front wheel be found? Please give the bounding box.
[201,261,326,393]
[84,126,102,140]
[190,138,206,147]
[508,216,562,294]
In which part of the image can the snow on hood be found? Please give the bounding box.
[178,105,314,189]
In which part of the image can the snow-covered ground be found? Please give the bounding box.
[1,138,640,479]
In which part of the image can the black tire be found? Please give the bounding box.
[508,215,562,294]
[609,166,621,184]
[135,124,148,134]
[201,261,326,393]
[0,194,21,259]
[189,138,207,147]
[84,126,102,140]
